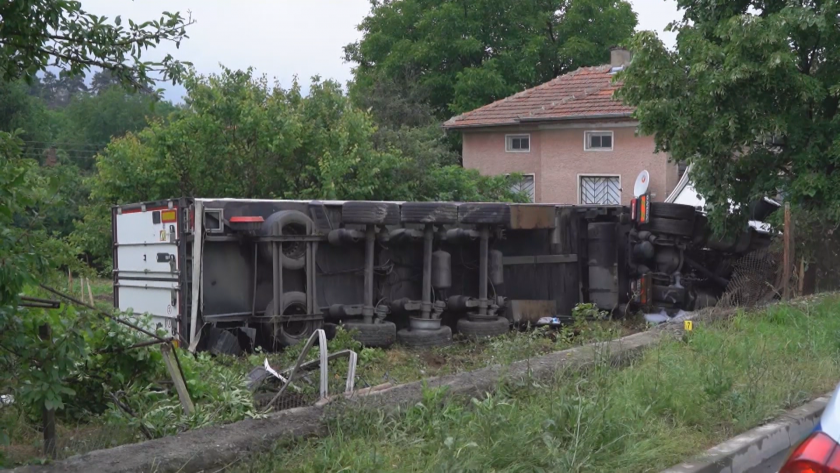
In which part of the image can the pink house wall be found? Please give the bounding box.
[461,123,678,205]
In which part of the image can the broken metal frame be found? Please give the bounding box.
[262,329,357,412]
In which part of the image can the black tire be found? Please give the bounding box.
[649,202,697,220]
[342,321,397,348]
[692,214,710,247]
[260,210,312,270]
[342,201,400,225]
[397,326,452,348]
[456,316,509,339]
[264,292,322,347]
[400,202,459,224]
[458,203,511,225]
[648,217,694,237]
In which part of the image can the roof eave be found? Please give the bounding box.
[518,112,633,123]
[443,112,635,130]
[441,121,521,130]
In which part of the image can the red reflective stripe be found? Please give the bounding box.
[631,198,637,221]
[120,205,170,214]
[229,216,265,223]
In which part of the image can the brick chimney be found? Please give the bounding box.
[610,47,632,69]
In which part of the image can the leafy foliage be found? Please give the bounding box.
[346,0,638,117]
[618,0,840,232]
[53,84,176,170]
[0,1,193,463]
[0,0,192,92]
[105,351,259,439]
[74,68,523,266]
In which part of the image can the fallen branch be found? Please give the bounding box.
[39,284,166,342]
[109,392,153,440]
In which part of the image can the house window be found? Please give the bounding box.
[584,131,613,151]
[580,175,621,205]
[506,134,530,152]
[509,174,536,202]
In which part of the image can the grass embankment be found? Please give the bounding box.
[0,298,631,466]
[234,315,635,394]
[238,296,840,473]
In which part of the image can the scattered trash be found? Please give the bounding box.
[671,310,689,322]
[0,394,13,405]
[264,358,290,383]
[645,309,691,324]
[536,317,563,326]
[644,310,670,324]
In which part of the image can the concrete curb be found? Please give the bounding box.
[661,393,831,473]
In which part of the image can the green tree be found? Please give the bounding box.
[74,68,522,266]
[0,80,52,148]
[346,0,637,117]
[618,0,840,231]
[0,1,192,92]
[0,1,193,456]
[56,85,177,168]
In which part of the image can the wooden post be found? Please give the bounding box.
[86,278,95,305]
[799,258,806,296]
[39,324,56,459]
[161,343,194,415]
[67,269,72,292]
[801,259,817,296]
[783,202,792,300]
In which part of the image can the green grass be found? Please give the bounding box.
[222,317,636,401]
[236,296,840,473]
[63,276,113,303]
[0,301,632,467]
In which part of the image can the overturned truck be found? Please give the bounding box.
[111,197,774,352]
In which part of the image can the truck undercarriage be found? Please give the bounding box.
[111,198,776,353]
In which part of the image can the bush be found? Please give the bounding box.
[74,68,523,268]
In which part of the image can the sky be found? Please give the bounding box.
[80,0,682,102]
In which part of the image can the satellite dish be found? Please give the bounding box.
[634,170,650,198]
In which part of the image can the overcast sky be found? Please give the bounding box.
[80,0,682,102]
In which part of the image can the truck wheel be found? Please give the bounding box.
[264,292,321,348]
[458,203,511,225]
[401,202,459,224]
[397,326,452,348]
[342,201,400,225]
[342,321,397,348]
[692,215,710,247]
[456,316,509,339]
[649,203,696,220]
[648,217,694,237]
[260,210,312,270]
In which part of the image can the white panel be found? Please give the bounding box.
[117,245,178,273]
[116,210,179,244]
[118,286,179,337]
[114,207,180,329]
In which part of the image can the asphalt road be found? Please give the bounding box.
[742,447,792,473]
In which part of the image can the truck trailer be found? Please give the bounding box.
[111,196,774,353]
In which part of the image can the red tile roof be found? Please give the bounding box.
[443,65,634,129]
